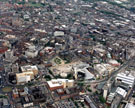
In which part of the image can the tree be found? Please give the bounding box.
[45,75,51,81]
[78,82,84,86]
[99,96,106,103]
[55,75,62,78]
[67,73,73,79]
[95,91,99,94]
[87,88,92,92]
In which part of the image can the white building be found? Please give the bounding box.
[55,43,63,50]
[108,59,120,67]
[54,31,64,37]
[106,93,116,104]
[16,65,38,84]
[94,64,108,76]
[103,88,108,99]
[25,50,38,58]
[103,78,114,99]
[16,74,31,84]
[34,29,46,33]
[5,49,18,62]
[74,63,95,80]
[116,87,127,98]
[25,43,38,58]
[47,79,74,90]
[115,73,135,88]
[94,63,115,77]
[5,49,13,59]
[21,65,38,75]
[125,103,135,108]
[23,103,33,108]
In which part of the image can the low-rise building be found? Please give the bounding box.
[106,93,116,104]
[54,31,64,37]
[47,79,74,91]
[74,63,95,80]
[125,103,135,108]
[108,59,120,67]
[25,50,38,58]
[21,65,38,75]
[16,65,38,84]
[16,72,33,84]
[111,94,122,108]
[115,73,135,88]
[115,87,127,98]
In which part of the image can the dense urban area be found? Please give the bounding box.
[0,0,135,108]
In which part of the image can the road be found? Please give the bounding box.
[121,85,135,108]
[108,56,135,80]
[75,56,135,85]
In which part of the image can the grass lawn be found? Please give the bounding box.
[0,94,8,98]
[16,85,25,89]
[2,86,12,93]
[54,58,61,64]
[64,59,71,64]
[28,2,43,7]
[0,0,6,2]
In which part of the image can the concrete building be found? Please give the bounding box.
[55,43,63,50]
[34,29,46,33]
[5,49,18,62]
[125,103,135,108]
[106,93,116,104]
[25,50,38,58]
[74,63,95,80]
[21,65,38,75]
[116,87,127,98]
[12,88,19,98]
[47,79,74,91]
[111,94,122,108]
[23,103,33,108]
[94,63,115,76]
[16,65,38,84]
[103,85,108,100]
[16,72,33,84]
[54,31,64,37]
[103,78,114,99]
[115,73,135,88]
[84,95,97,108]
[94,64,108,76]
[25,44,38,58]
[44,46,54,54]
[5,49,13,59]
[12,63,19,73]
[108,59,120,67]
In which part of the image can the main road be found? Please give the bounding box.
[75,56,135,85]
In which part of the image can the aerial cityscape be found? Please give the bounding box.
[0,0,135,108]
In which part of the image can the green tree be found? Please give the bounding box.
[99,96,106,103]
